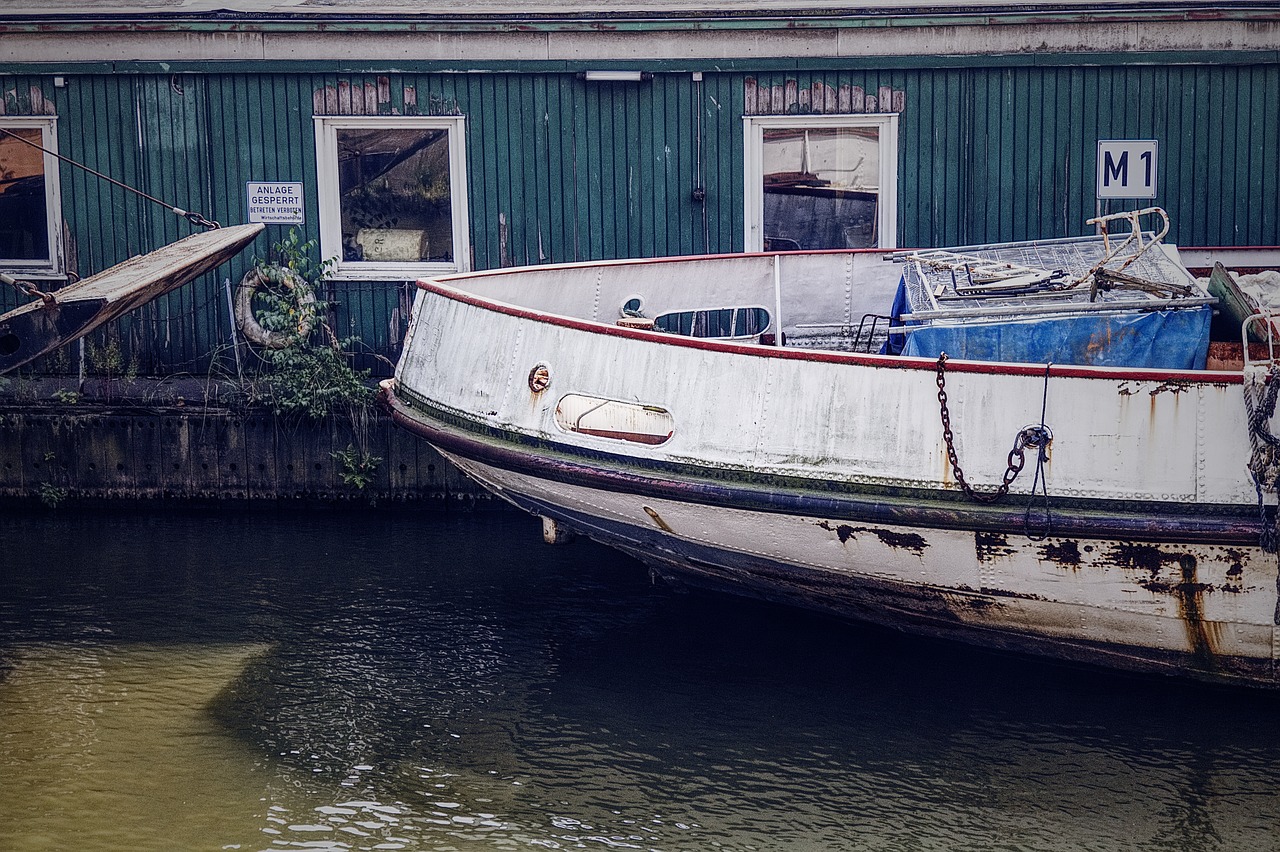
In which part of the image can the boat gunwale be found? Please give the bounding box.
[418,249,1243,386]
[379,381,1262,545]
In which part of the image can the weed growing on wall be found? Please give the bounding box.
[240,229,373,420]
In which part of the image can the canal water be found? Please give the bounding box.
[3,508,1280,852]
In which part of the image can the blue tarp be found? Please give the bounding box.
[883,278,1212,369]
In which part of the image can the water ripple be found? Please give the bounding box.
[4,509,1280,851]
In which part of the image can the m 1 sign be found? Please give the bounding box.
[1096,140,1158,199]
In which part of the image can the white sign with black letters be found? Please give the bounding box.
[247,181,305,224]
[1096,140,1158,199]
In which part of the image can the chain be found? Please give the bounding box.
[936,353,1053,505]
[0,270,56,305]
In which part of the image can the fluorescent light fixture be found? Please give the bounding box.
[580,70,652,82]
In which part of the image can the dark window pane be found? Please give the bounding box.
[762,126,879,250]
[655,307,771,339]
[0,128,49,262]
[336,127,453,263]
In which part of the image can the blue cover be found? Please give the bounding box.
[883,279,1212,369]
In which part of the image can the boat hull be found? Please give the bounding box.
[382,382,1278,688]
[384,247,1280,687]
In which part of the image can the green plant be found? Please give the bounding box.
[245,229,372,419]
[332,444,381,490]
[51,388,80,404]
[86,337,138,402]
[87,338,123,375]
[38,482,67,509]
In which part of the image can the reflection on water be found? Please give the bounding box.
[3,507,1280,851]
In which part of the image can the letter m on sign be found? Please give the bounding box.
[1096,140,1158,199]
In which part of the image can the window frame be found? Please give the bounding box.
[314,115,470,281]
[0,116,63,277]
[743,113,899,252]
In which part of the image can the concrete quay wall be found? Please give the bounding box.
[0,403,493,506]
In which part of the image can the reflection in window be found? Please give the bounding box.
[762,126,879,250]
[0,126,50,264]
[555,394,674,446]
[337,127,454,264]
[654,306,770,339]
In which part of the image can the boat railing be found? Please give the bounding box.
[791,314,893,354]
[1242,311,1280,368]
[1079,206,1172,283]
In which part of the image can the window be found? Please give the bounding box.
[654,306,771,339]
[744,114,898,252]
[0,117,62,275]
[315,116,469,279]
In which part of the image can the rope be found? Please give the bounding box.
[1242,363,1280,552]
[1022,362,1054,540]
[0,127,220,230]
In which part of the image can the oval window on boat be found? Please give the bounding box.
[554,394,674,446]
[653,306,771,339]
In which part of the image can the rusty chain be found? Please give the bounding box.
[0,271,55,306]
[936,352,1053,504]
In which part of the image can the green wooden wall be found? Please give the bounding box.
[0,60,1276,376]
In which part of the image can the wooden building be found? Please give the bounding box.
[0,1,1277,375]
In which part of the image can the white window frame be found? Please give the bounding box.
[743,113,899,252]
[314,115,470,281]
[0,116,63,277]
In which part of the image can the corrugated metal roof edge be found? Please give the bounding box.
[2,4,1279,32]
[0,51,1277,77]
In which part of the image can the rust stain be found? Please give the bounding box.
[975,530,1016,561]
[1038,539,1082,567]
[1171,555,1219,668]
[642,505,673,533]
[816,521,927,555]
[1107,544,1222,669]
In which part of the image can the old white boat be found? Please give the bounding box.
[0,223,264,374]
[381,209,1280,688]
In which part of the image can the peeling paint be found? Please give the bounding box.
[1106,541,1181,576]
[816,520,927,555]
[975,530,1016,561]
[1039,539,1082,567]
[744,77,907,116]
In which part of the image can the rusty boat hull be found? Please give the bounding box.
[383,243,1280,688]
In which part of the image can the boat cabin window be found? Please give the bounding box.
[744,114,899,251]
[314,116,470,280]
[0,118,63,276]
[554,394,674,446]
[653,306,771,339]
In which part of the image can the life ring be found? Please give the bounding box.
[234,265,315,349]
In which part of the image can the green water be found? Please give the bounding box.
[3,508,1280,851]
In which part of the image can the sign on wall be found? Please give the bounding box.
[1096,140,1158,200]
[246,182,305,224]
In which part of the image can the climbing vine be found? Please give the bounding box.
[238,229,372,420]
